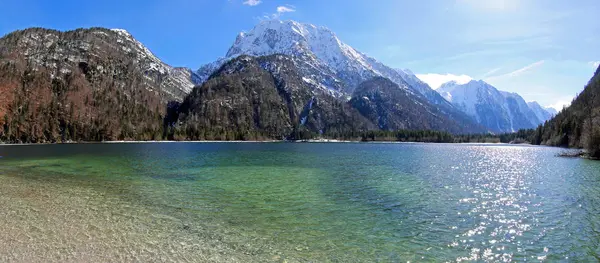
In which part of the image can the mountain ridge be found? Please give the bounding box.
[0,27,184,142]
[1,27,200,101]
[527,101,556,123]
[195,19,486,132]
[436,79,555,132]
[2,22,568,142]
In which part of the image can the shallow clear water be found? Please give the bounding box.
[0,143,599,262]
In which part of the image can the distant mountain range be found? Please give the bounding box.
[197,20,462,107]
[0,20,562,142]
[195,20,490,132]
[435,79,556,132]
[195,20,553,133]
[528,101,557,123]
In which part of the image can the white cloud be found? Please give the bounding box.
[261,5,296,19]
[486,60,545,81]
[589,61,600,68]
[547,99,572,112]
[415,73,473,90]
[276,5,295,14]
[243,0,261,6]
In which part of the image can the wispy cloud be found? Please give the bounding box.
[276,5,295,15]
[242,0,261,6]
[480,67,502,79]
[486,60,545,81]
[457,0,520,11]
[589,61,600,68]
[547,98,572,111]
[415,73,473,90]
[443,49,513,62]
[261,5,296,19]
[507,60,545,76]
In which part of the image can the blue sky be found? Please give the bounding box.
[1,0,599,109]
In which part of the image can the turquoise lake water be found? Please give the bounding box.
[0,143,599,262]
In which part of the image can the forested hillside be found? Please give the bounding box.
[532,66,600,157]
[14,25,593,144]
[0,28,179,142]
[167,55,375,140]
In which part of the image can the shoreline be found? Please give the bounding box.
[0,139,539,146]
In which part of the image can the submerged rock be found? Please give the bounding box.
[557,150,585,158]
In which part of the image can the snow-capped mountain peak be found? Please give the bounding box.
[527,101,556,123]
[225,19,376,76]
[435,79,553,132]
[195,19,484,131]
[197,19,463,100]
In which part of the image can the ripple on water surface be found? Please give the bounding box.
[0,143,599,262]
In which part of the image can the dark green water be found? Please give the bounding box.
[0,143,599,262]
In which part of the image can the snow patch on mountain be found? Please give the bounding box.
[108,28,199,96]
[110,28,168,73]
[193,19,487,132]
[416,73,473,90]
[527,101,556,123]
[196,19,428,97]
[225,20,375,73]
[437,80,550,132]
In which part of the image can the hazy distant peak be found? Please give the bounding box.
[415,73,473,90]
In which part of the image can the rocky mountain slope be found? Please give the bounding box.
[1,23,511,143]
[527,101,556,123]
[0,27,197,142]
[170,55,375,140]
[437,80,553,132]
[349,77,482,133]
[2,27,198,100]
[196,19,485,132]
[0,25,488,143]
[171,55,484,140]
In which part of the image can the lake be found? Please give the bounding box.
[0,142,599,262]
